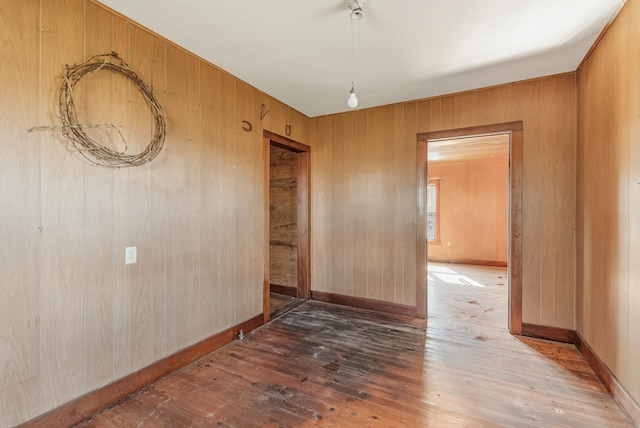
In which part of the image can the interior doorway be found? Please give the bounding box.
[417,122,523,334]
[263,130,310,322]
[426,134,510,329]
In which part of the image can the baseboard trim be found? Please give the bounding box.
[20,314,264,428]
[270,283,297,297]
[574,332,640,426]
[521,323,577,344]
[311,291,417,318]
[427,257,507,268]
[520,324,639,425]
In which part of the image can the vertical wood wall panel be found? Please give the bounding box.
[310,116,329,293]
[343,114,355,297]
[150,36,168,361]
[366,107,384,300]
[402,102,418,306]
[198,63,220,337]
[187,57,202,343]
[0,1,41,425]
[553,74,578,330]
[39,0,86,411]
[83,1,115,391]
[627,1,640,402]
[110,13,131,381]
[234,81,249,322]
[381,105,397,301]
[392,104,406,303]
[352,110,368,298]
[217,71,237,329]
[164,44,191,354]
[577,0,640,404]
[330,115,345,296]
[128,24,155,373]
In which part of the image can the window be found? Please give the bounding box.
[427,181,440,243]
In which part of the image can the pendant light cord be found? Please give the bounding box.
[350,18,355,83]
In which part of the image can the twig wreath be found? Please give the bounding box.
[58,52,166,167]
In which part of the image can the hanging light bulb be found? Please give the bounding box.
[347,82,358,108]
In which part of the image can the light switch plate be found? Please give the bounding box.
[125,246,137,264]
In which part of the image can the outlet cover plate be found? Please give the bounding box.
[125,246,137,264]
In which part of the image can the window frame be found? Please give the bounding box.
[427,179,441,245]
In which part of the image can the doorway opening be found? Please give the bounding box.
[417,122,522,334]
[427,134,509,329]
[263,130,310,322]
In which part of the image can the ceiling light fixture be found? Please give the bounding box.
[350,7,364,21]
[347,0,366,20]
[346,0,364,109]
[347,82,358,108]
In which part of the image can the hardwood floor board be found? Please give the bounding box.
[240,331,425,377]
[215,347,428,426]
[200,332,455,427]
[76,263,632,427]
[166,351,365,427]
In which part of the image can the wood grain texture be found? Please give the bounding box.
[521,323,577,344]
[1,1,294,425]
[416,140,428,318]
[577,0,640,407]
[427,257,507,268]
[264,131,311,303]
[312,77,574,330]
[627,1,640,407]
[20,315,263,428]
[111,12,131,382]
[269,146,298,288]
[127,21,155,375]
[269,284,297,297]
[76,293,632,427]
[296,151,311,299]
[83,1,115,392]
[198,62,220,335]
[0,1,41,425]
[576,332,640,426]
[311,291,418,318]
[39,0,86,411]
[149,35,169,362]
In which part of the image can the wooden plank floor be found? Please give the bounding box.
[270,293,305,320]
[76,263,633,427]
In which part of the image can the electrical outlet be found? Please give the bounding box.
[125,246,137,264]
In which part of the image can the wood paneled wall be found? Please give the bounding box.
[311,73,576,324]
[577,0,640,405]
[269,145,298,288]
[0,1,310,425]
[428,158,509,264]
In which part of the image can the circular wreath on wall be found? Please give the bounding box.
[58,52,166,167]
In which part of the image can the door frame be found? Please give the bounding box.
[263,130,311,322]
[416,122,523,334]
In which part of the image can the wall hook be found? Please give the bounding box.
[260,104,270,120]
[241,120,252,132]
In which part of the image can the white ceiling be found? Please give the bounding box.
[98,0,625,118]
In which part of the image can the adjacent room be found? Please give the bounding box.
[1,0,639,426]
